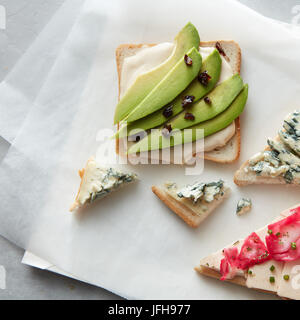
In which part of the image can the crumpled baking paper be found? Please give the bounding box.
[0,0,84,144]
[1,0,300,299]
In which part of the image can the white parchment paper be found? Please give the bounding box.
[0,0,84,144]
[1,0,300,299]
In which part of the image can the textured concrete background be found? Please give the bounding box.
[0,0,298,299]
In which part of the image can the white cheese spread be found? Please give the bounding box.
[120,43,174,98]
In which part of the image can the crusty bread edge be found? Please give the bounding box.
[201,40,241,163]
[115,40,242,163]
[70,157,94,212]
[194,265,286,298]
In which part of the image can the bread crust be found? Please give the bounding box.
[115,40,242,163]
[69,158,93,212]
[194,265,286,298]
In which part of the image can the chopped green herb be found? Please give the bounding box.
[291,242,297,250]
[248,270,252,275]
[270,265,275,272]
[268,230,273,235]
[269,276,275,283]
[283,275,290,281]
[276,232,281,237]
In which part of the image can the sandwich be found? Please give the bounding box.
[195,204,300,300]
[114,23,248,164]
[152,179,230,227]
[235,110,300,186]
[70,157,137,211]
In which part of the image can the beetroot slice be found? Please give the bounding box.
[220,233,271,280]
[266,207,300,262]
[220,247,239,281]
[237,232,271,269]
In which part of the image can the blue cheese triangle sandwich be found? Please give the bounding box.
[235,110,300,186]
[152,179,230,227]
[70,157,137,211]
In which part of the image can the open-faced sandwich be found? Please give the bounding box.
[235,110,300,186]
[152,179,230,227]
[70,157,137,211]
[114,23,248,164]
[196,204,300,300]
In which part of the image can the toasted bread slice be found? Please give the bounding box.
[151,181,230,228]
[115,40,242,163]
[195,204,300,300]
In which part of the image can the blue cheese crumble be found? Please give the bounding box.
[176,179,225,203]
[236,198,252,215]
[246,110,300,183]
[163,179,230,217]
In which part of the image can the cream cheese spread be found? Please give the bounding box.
[120,43,174,98]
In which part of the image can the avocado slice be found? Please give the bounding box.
[125,47,202,123]
[113,22,200,124]
[116,49,222,139]
[127,84,248,154]
[168,73,243,130]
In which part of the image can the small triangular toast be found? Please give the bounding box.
[195,204,300,300]
[234,110,300,186]
[152,180,230,228]
[70,157,137,212]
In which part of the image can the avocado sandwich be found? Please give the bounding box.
[114,23,248,164]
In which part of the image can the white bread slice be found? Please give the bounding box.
[115,40,242,164]
[195,204,300,299]
[151,181,230,228]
